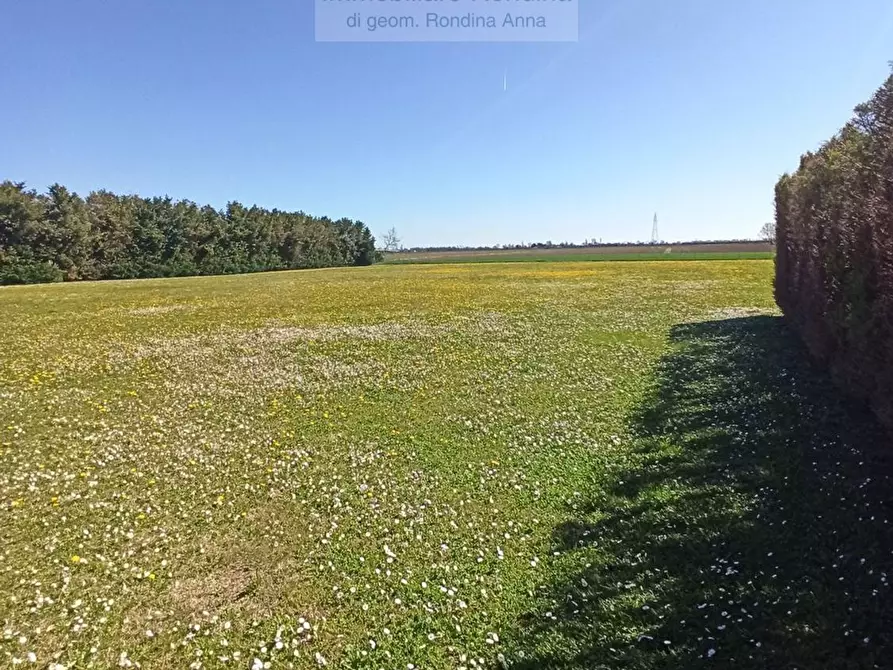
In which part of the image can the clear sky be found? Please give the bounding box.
[2,0,892,247]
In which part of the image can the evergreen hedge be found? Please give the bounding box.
[774,69,893,429]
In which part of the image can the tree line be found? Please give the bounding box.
[395,239,769,254]
[774,66,893,430]
[0,181,380,284]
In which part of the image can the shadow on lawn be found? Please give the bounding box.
[514,316,893,669]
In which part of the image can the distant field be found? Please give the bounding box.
[384,242,774,264]
[2,260,891,670]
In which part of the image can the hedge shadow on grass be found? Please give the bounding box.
[513,316,893,669]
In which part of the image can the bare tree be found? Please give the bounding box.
[759,222,776,245]
[382,227,401,252]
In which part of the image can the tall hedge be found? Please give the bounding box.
[774,68,893,428]
[0,182,380,285]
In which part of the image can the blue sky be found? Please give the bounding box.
[2,1,892,247]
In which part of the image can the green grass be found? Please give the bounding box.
[382,249,774,265]
[1,260,890,669]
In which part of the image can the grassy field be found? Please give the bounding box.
[383,243,774,265]
[1,260,891,669]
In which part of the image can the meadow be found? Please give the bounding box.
[382,243,773,265]
[1,260,891,670]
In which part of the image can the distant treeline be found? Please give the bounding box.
[400,239,764,253]
[775,67,893,429]
[0,181,379,285]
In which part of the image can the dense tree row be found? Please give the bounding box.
[0,181,379,284]
[774,67,893,429]
[399,239,767,253]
